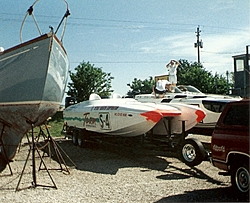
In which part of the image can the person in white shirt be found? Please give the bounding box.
[166,60,180,86]
[152,79,172,98]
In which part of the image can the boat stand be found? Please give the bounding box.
[0,119,13,175]
[16,118,76,191]
[16,119,57,191]
[36,122,76,174]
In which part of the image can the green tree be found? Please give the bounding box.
[126,59,232,96]
[177,59,232,94]
[67,61,114,102]
[211,73,232,94]
[127,77,154,97]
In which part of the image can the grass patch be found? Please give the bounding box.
[31,119,65,138]
[27,112,65,138]
[47,119,65,137]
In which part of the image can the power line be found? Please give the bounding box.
[70,61,167,64]
[0,13,248,32]
[70,61,233,65]
[201,50,242,55]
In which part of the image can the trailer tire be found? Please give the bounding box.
[77,134,84,147]
[179,138,205,167]
[72,129,78,146]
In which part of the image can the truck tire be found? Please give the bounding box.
[231,163,249,194]
[179,138,205,167]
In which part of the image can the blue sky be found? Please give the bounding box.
[0,0,249,98]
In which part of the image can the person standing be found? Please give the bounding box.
[166,60,180,86]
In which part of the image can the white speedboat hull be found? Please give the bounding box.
[151,103,206,135]
[169,97,241,135]
[135,92,240,135]
[64,94,206,137]
[64,98,164,137]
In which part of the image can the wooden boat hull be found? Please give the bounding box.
[0,33,69,160]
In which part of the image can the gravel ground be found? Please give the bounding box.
[0,135,248,203]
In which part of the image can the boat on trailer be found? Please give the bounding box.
[64,93,209,166]
[170,97,241,135]
[135,87,241,135]
[0,0,70,168]
[64,94,206,137]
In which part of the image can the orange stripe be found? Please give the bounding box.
[140,111,162,123]
[156,109,181,117]
[195,109,206,122]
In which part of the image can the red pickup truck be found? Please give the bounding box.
[211,99,249,196]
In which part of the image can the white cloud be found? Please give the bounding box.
[200,30,249,74]
[209,0,238,12]
[135,30,249,76]
[137,34,194,57]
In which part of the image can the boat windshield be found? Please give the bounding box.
[185,85,202,93]
[177,85,202,93]
[202,100,229,113]
[173,87,183,93]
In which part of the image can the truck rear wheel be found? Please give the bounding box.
[179,138,205,167]
[231,163,249,194]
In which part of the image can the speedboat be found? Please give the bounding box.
[134,85,208,103]
[135,87,241,135]
[170,97,241,135]
[0,0,70,167]
[64,93,208,167]
[64,93,206,137]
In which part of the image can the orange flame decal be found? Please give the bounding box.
[140,111,162,123]
[195,109,206,123]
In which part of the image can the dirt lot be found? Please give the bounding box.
[0,135,248,202]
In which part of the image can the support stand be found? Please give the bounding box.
[16,119,57,191]
[36,123,76,173]
[0,118,13,175]
[16,117,76,191]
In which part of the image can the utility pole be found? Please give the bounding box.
[226,70,229,95]
[194,26,203,63]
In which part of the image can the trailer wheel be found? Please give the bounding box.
[231,163,249,194]
[77,129,88,148]
[72,129,78,145]
[179,138,205,167]
[77,134,84,147]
